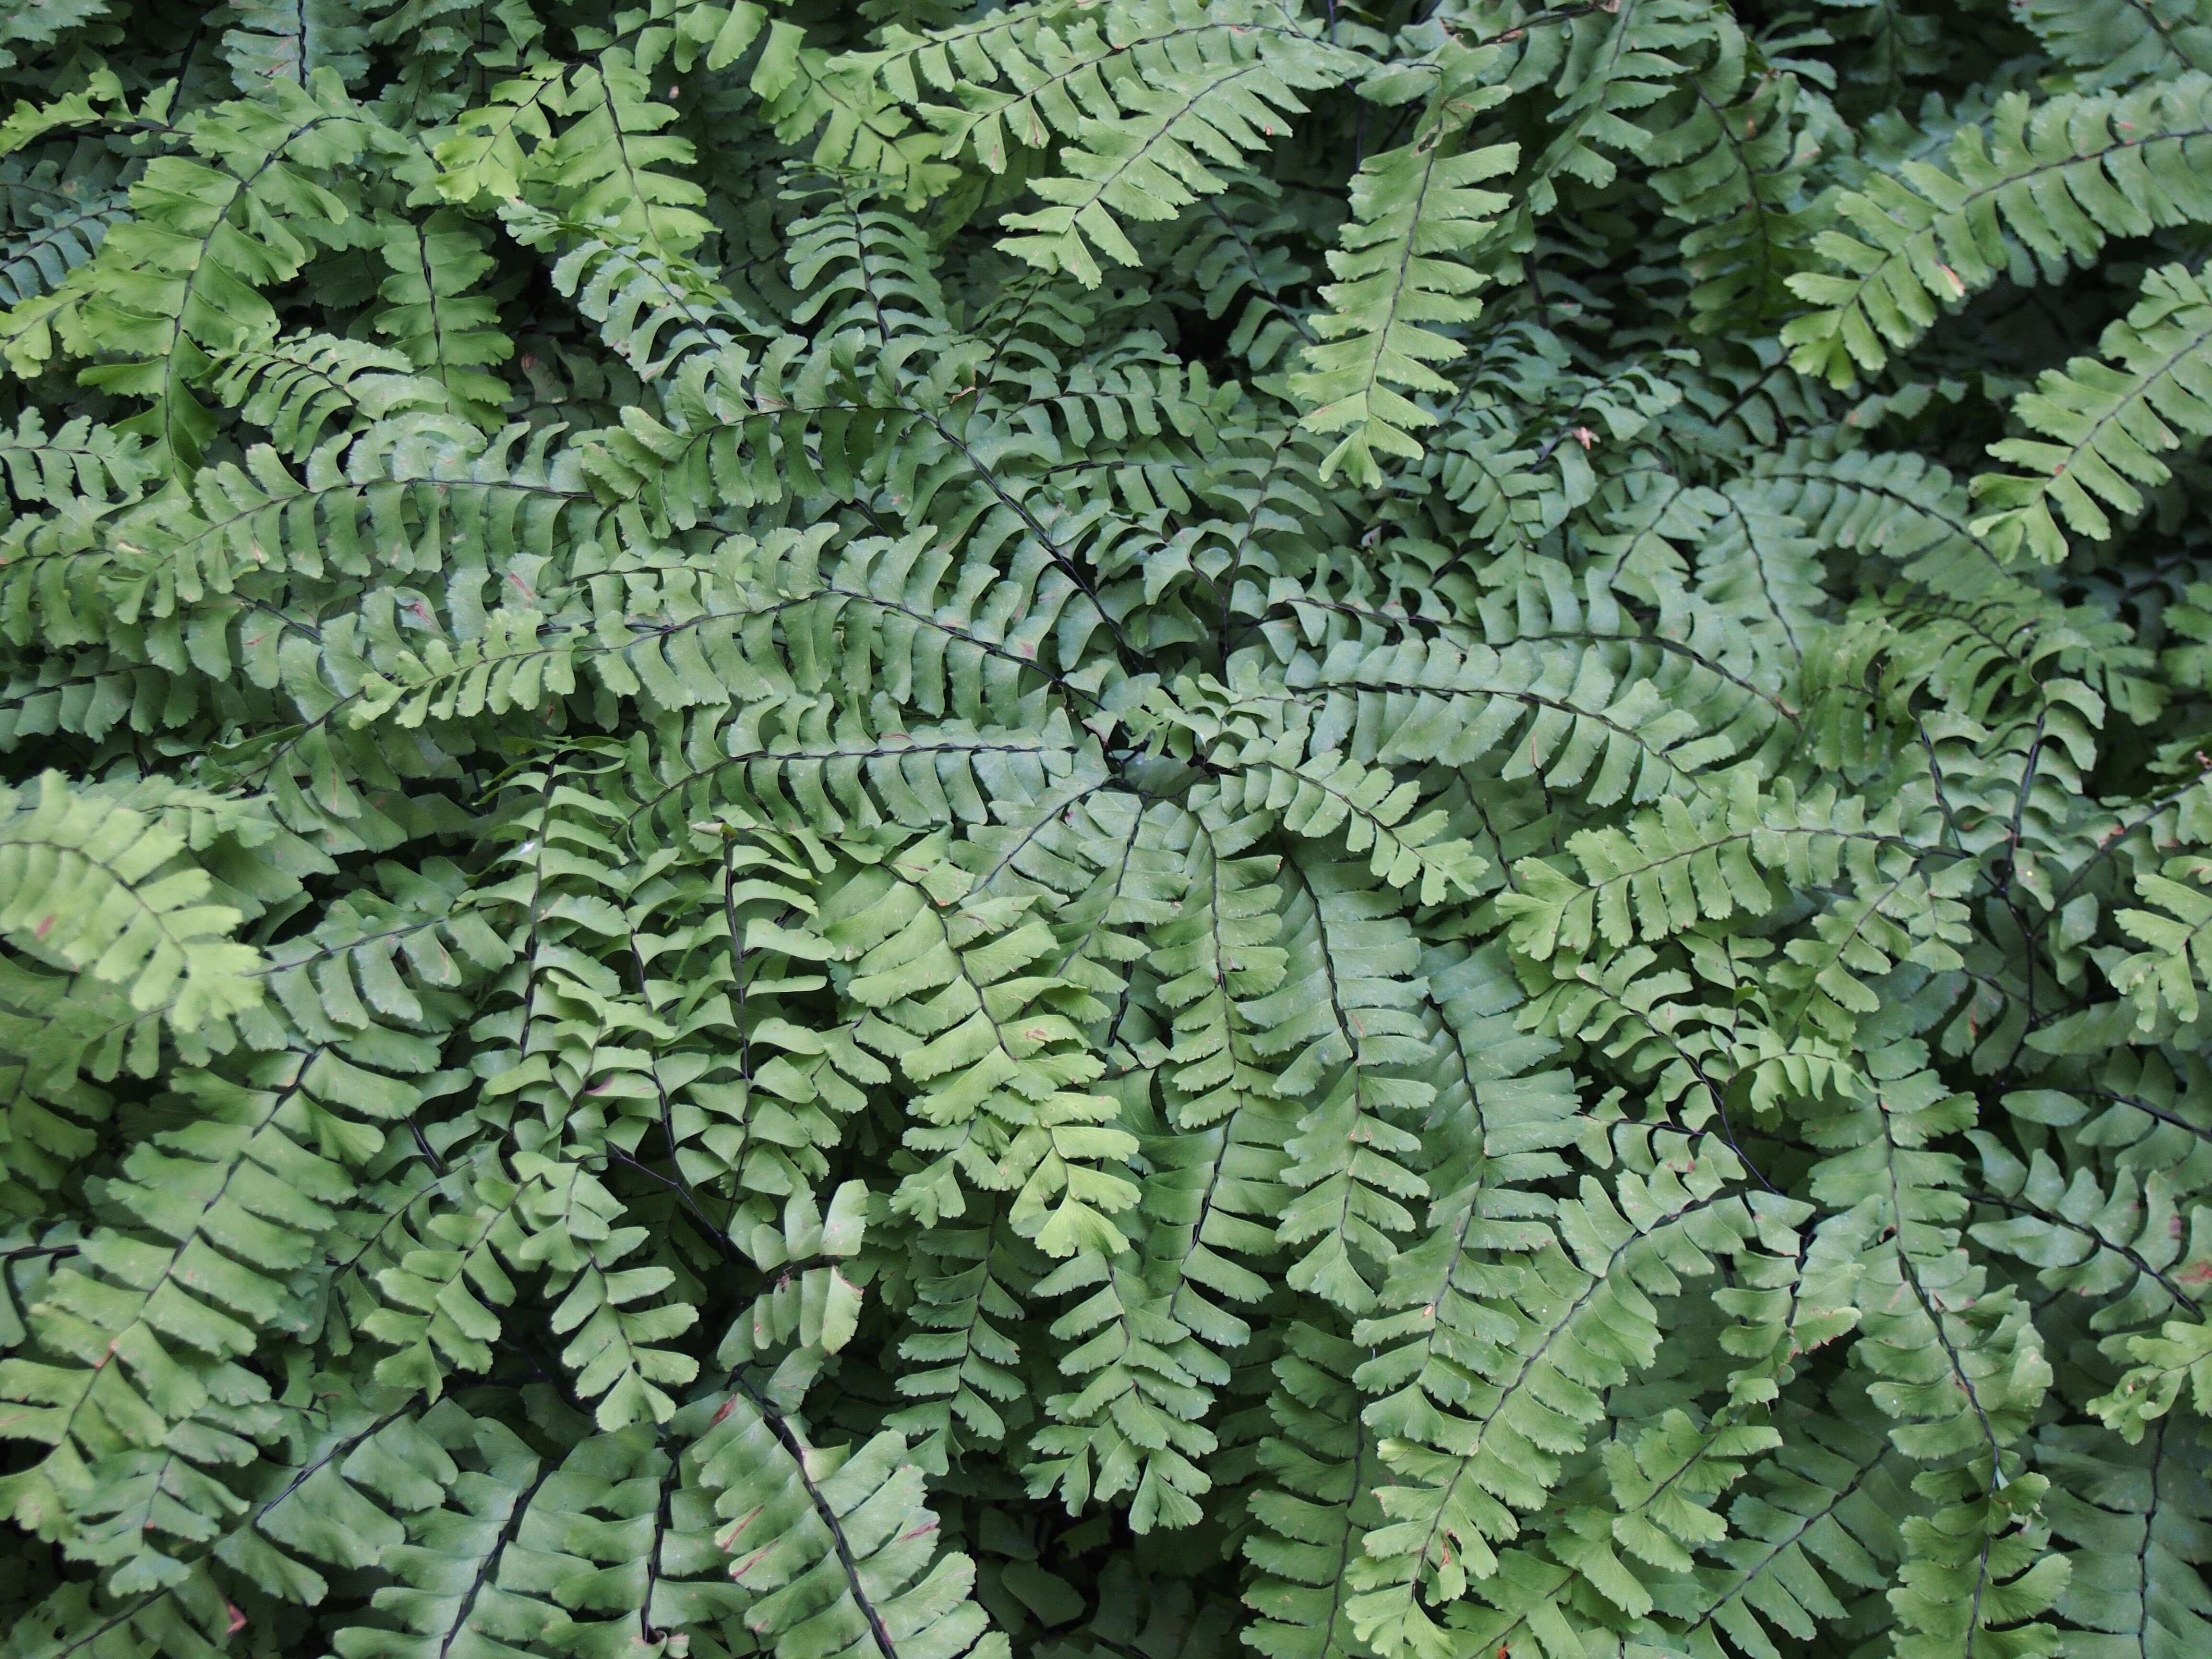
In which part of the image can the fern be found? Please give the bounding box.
[0,75,372,469]
[1288,50,1518,484]
[2016,0,2212,91]
[211,333,447,457]
[1785,73,2212,386]
[0,773,267,1034]
[0,151,129,310]
[372,212,516,430]
[0,6,2210,1659]
[995,2,1353,287]
[1972,261,2212,564]
[219,0,371,91]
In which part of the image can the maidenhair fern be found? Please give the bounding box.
[4,3,2212,1659]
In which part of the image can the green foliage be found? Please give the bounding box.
[2,5,2212,1659]
[1784,72,2212,387]
[1973,261,2212,563]
[1289,80,1516,483]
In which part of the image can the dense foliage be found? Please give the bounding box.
[8,0,2212,1655]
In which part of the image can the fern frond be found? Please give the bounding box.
[1288,95,1518,483]
[0,409,151,511]
[1250,853,1435,1320]
[1240,1316,1383,1659]
[0,1049,418,1558]
[1647,1395,1910,1659]
[0,0,114,70]
[1343,1133,1761,1659]
[0,7,2203,1657]
[212,333,447,457]
[1646,36,1822,330]
[2016,0,2212,91]
[0,78,372,469]
[373,212,516,429]
[687,1385,1009,1659]
[540,56,716,260]
[2037,1418,2212,1657]
[886,1210,1038,1470]
[2108,853,2212,1031]
[998,7,1352,287]
[220,0,371,91]
[1808,1071,2069,1659]
[1972,262,2212,564]
[1025,1250,1220,1532]
[821,843,1139,1254]
[1785,75,2212,385]
[0,172,128,309]
[0,773,265,1034]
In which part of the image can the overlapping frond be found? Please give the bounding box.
[0,5,2203,1659]
[0,76,373,469]
[1785,74,2212,385]
[1972,262,2212,564]
[1288,56,1517,483]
